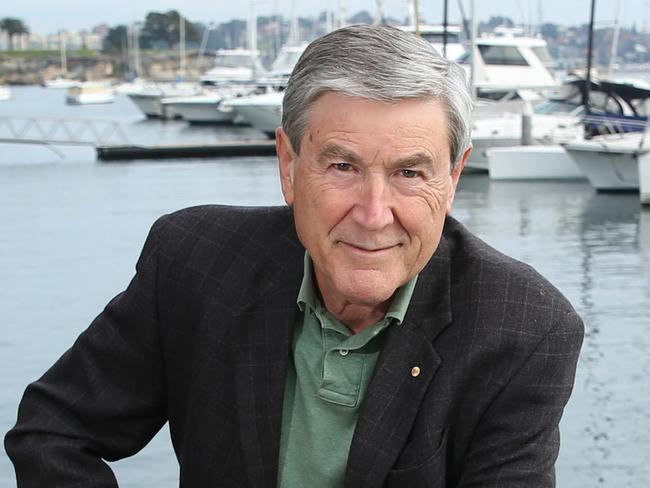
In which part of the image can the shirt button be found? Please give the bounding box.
[339,349,349,356]
[411,366,421,377]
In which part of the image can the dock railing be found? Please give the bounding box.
[0,116,129,146]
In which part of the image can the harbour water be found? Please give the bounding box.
[1,86,649,486]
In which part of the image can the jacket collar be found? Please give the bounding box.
[232,208,304,488]
[233,210,454,487]
[345,231,453,487]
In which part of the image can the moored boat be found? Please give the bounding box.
[639,152,650,204]
[486,145,584,180]
[469,77,650,171]
[65,82,115,105]
[0,85,11,101]
[563,132,647,191]
[225,90,284,136]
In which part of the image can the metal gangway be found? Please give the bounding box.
[0,116,130,158]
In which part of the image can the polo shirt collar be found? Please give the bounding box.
[297,251,418,326]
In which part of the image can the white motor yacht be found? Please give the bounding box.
[400,24,465,60]
[156,48,270,123]
[458,28,558,99]
[126,82,201,118]
[0,85,11,101]
[563,132,648,191]
[486,145,584,180]
[226,90,284,136]
[161,85,257,124]
[469,77,650,171]
[161,92,227,124]
[222,44,308,133]
[66,82,115,105]
[199,48,267,85]
[264,44,308,80]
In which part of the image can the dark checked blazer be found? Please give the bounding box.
[5,205,584,488]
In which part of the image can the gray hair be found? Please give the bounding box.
[281,24,473,168]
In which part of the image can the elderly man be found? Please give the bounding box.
[5,25,583,487]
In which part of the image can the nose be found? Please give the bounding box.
[350,173,395,230]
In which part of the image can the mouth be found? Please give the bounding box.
[338,241,400,255]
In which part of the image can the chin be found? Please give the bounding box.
[339,273,401,307]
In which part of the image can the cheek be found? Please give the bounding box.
[397,183,450,249]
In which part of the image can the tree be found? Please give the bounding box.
[102,25,128,55]
[139,10,201,49]
[0,17,29,50]
[540,23,559,41]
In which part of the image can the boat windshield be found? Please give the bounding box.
[534,99,580,114]
[420,32,460,43]
[478,45,529,66]
[531,46,555,67]
[271,50,303,72]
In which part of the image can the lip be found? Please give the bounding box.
[339,241,399,254]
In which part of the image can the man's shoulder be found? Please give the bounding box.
[137,205,304,312]
[158,204,294,236]
[443,217,578,318]
[145,204,302,270]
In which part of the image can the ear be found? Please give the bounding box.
[276,127,297,206]
[446,144,472,214]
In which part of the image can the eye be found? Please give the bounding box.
[400,169,420,178]
[333,162,352,172]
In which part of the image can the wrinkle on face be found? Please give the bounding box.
[277,92,465,331]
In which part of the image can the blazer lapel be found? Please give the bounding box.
[346,235,453,487]
[232,217,304,488]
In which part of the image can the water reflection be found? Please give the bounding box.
[1,135,649,486]
[455,178,650,486]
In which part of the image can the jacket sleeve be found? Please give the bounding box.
[457,310,584,488]
[4,217,169,487]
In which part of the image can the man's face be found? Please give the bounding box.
[277,92,469,312]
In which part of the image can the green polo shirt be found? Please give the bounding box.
[277,253,417,488]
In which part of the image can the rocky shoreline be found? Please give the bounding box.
[0,50,212,85]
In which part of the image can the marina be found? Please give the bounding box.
[1,81,649,487]
[2,1,650,485]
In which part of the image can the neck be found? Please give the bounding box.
[320,296,389,334]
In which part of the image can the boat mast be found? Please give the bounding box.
[413,0,420,36]
[469,0,477,100]
[337,0,347,29]
[248,1,258,78]
[443,0,448,58]
[59,32,67,76]
[374,0,385,25]
[133,24,142,78]
[608,0,624,78]
[289,0,299,46]
[583,0,596,125]
[179,15,186,80]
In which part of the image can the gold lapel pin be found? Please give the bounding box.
[410,366,421,377]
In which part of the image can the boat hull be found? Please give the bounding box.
[229,101,282,135]
[564,141,641,191]
[487,145,584,180]
[66,93,115,105]
[163,100,232,124]
[639,152,650,204]
[127,93,163,117]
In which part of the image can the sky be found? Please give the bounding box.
[4,0,649,34]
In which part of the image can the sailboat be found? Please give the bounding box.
[44,32,77,88]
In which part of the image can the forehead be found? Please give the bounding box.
[304,92,450,160]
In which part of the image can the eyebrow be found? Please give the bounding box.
[317,144,364,166]
[317,143,437,170]
[391,152,436,170]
